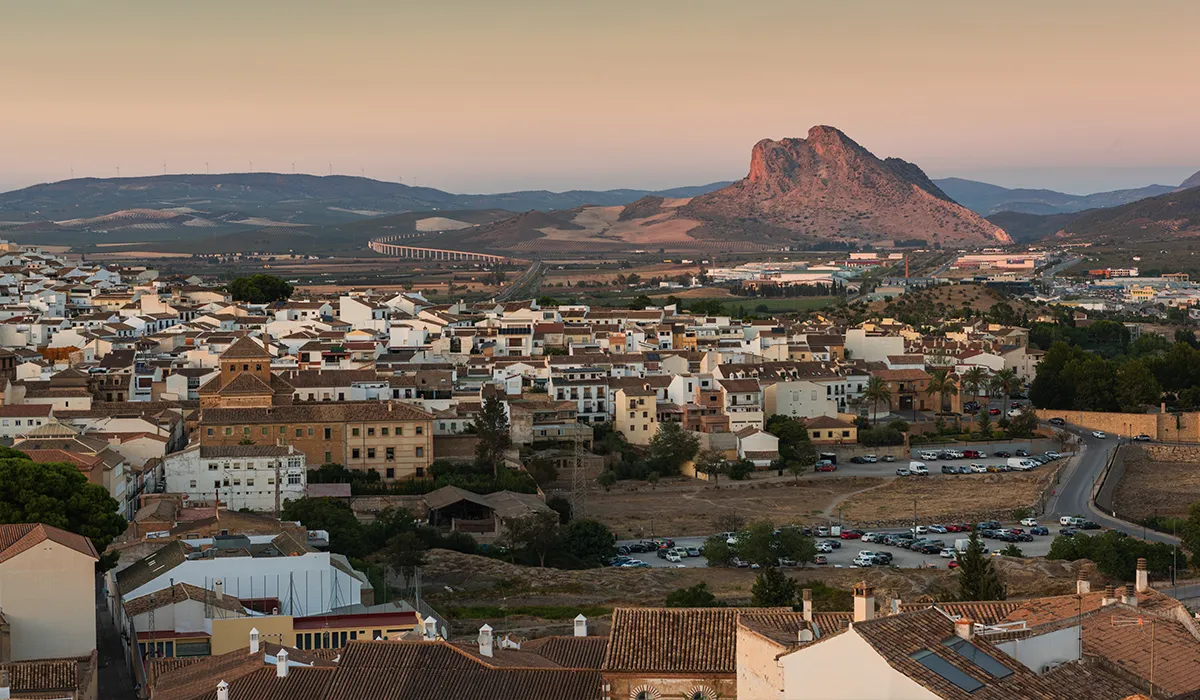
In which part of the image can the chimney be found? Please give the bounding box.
[1076,570,1091,596]
[853,582,875,623]
[423,615,438,641]
[214,579,224,598]
[276,649,289,678]
[955,618,975,641]
[249,627,260,654]
[1136,558,1149,593]
[890,597,902,616]
[1101,585,1117,606]
[801,588,813,623]
[216,680,229,700]
[478,624,493,658]
[0,669,10,700]
[1122,584,1138,607]
[574,614,588,637]
[798,628,814,643]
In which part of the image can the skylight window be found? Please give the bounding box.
[943,637,1014,679]
[911,649,984,693]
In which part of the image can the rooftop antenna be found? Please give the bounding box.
[328,162,332,176]
[1111,615,1158,696]
[205,162,210,175]
[291,162,295,173]
[116,166,120,178]
[163,162,167,175]
[249,160,254,172]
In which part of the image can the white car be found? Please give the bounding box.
[1093,431,1107,439]
[970,463,988,474]
[940,548,955,558]
[858,550,877,559]
[1045,451,1061,460]
[666,552,682,563]
[862,533,878,543]
[816,542,834,553]
[852,555,875,567]
[1020,518,1039,527]
[919,451,940,461]
[862,454,879,463]
[913,525,930,535]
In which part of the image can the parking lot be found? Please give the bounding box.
[616,520,1065,571]
[805,439,1059,479]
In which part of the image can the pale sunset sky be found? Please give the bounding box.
[2,0,1198,194]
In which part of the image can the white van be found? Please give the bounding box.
[919,451,940,461]
[1059,515,1085,526]
[909,461,929,475]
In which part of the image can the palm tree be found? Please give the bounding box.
[862,376,893,426]
[961,366,989,424]
[992,368,1019,419]
[925,368,959,414]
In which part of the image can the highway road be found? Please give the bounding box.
[496,261,544,302]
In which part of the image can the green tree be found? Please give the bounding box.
[975,407,992,438]
[385,531,427,584]
[775,527,818,566]
[475,396,512,477]
[281,497,369,557]
[524,456,558,485]
[562,519,616,566]
[701,535,734,567]
[546,496,573,524]
[665,582,727,608]
[751,566,798,607]
[991,368,1020,414]
[960,366,988,422]
[727,458,755,480]
[999,544,1025,557]
[955,530,1006,601]
[1115,360,1162,412]
[1005,409,1038,439]
[692,448,728,484]
[501,510,561,567]
[0,456,125,569]
[227,274,294,304]
[629,295,653,310]
[861,376,893,426]
[597,470,617,491]
[926,368,958,413]
[646,421,700,477]
[766,415,818,467]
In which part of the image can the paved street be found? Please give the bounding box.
[96,576,137,698]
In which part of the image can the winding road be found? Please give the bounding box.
[1046,424,1180,545]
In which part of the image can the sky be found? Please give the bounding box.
[2,0,1199,195]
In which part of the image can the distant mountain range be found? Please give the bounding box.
[0,173,732,228]
[1058,185,1200,243]
[935,176,1196,216]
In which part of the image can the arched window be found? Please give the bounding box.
[630,686,661,700]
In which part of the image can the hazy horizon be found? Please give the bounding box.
[3,1,1199,196]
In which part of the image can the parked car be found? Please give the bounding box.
[732,557,750,568]
[1049,417,1066,426]
[1030,526,1049,536]
[816,542,834,553]
[948,559,960,569]
[989,408,1001,415]
[815,460,837,472]
[1080,521,1101,530]
[862,532,879,543]
[919,451,940,461]
[862,454,879,463]
[941,465,957,474]
[1059,527,1078,536]
[850,456,866,464]
[777,557,797,567]
[883,455,896,462]
[817,526,830,537]
[896,468,911,477]
[621,560,650,568]
[1059,515,1083,526]
[840,530,864,540]
[994,450,1011,458]
[686,547,701,557]
[852,555,875,567]
[1015,449,1030,457]
[666,551,682,563]
[823,539,842,549]
[909,462,929,476]
[980,529,999,539]
[962,450,981,459]
[656,547,670,559]
[872,551,893,564]
[814,555,828,565]
[1045,451,1062,460]
[928,525,948,533]
[1020,518,1039,527]
[939,548,955,558]
[1134,434,1152,442]
[1093,431,1107,439]
[913,525,930,535]
[617,545,631,555]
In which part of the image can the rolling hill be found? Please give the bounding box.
[1060,185,1200,242]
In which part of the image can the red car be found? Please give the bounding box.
[948,560,959,569]
[814,555,828,565]
[840,530,863,540]
[962,450,980,459]
[945,524,963,533]
[989,408,1001,416]
[815,462,837,472]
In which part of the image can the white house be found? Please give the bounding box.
[163,444,307,512]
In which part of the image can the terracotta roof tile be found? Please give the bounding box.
[603,607,788,674]
[0,523,98,565]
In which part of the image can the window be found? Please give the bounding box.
[295,429,302,438]
[280,426,286,434]
[415,467,424,478]
[224,427,232,436]
[381,427,389,436]
[261,427,268,435]
[367,427,375,436]
[943,637,1014,679]
[324,451,332,463]
[189,480,197,488]
[208,463,218,471]
[386,447,395,460]
[214,480,221,489]
[256,364,262,371]
[352,448,361,459]
[247,479,254,487]
[415,447,424,457]
[415,426,423,435]
[910,649,983,693]
[232,479,240,486]
[352,428,360,437]
[367,448,376,459]
[386,467,395,479]
[288,473,301,485]
[324,427,332,440]
[243,427,250,435]
[307,428,314,436]
[395,426,403,436]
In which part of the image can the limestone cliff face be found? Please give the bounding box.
[685,125,1010,244]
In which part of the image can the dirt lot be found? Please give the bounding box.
[837,468,1061,527]
[1113,449,1200,521]
[421,548,1092,639]
[585,476,884,539]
